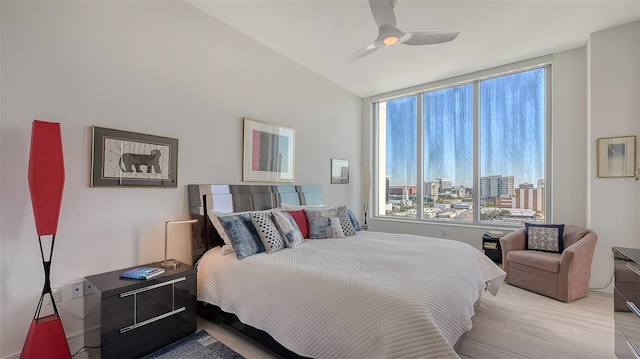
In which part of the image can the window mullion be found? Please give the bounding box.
[473,81,480,223]
[544,64,552,222]
[416,93,424,220]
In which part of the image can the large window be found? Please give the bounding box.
[375,66,549,225]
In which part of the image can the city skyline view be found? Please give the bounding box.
[383,68,546,190]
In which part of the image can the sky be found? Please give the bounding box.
[385,67,545,188]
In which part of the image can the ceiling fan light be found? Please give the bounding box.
[383,35,398,45]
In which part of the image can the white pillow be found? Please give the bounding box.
[250,210,285,253]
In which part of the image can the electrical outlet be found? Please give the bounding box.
[84,280,95,295]
[441,229,447,237]
[44,286,62,305]
[52,286,61,303]
[70,280,84,299]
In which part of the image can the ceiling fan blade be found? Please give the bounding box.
[369,0,396,27]
[346,43,380,62]
[402,31,459,46]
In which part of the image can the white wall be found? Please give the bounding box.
[551,48,588,228]
[0,1,361,357]
[587,21,640,289]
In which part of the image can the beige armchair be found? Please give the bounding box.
[500,225,598,302]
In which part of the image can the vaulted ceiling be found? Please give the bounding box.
[188,0,640,98]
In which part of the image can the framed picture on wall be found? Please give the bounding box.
[91,126,178,187]
[597,135,636,178]
[331,158,350,184]
[243,117,295,182]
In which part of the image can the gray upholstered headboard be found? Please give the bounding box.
[187,184,323,264]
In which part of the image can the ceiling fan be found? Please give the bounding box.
[346,0,459,62]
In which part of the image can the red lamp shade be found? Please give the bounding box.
[28,120,65,236]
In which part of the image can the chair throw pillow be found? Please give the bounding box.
[525,223,565,253]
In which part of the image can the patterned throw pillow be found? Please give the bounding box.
[251,211,286,253]
[210,210,251,255]
[217,213,265,259]
[304,208,345,239]
[284,209,310,238]
[347,208,363,231]
[272,210,304,248]
[336,206,357,236]
[525,223,565,253]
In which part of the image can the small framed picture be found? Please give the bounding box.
[243,117,295,182]
[597,135,636,178]
[331,158,350,184]
[91,127,178,187]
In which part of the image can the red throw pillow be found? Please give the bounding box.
[285,209,309,239]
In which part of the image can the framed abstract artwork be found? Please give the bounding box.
[243,118,295,182]
[91,126,178,187]
[597,135,636,178]
[331,158,350,184]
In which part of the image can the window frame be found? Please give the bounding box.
[371,57,553,227]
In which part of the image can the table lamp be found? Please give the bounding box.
[161,219,197,269]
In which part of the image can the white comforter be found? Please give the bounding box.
[197,231,505,359]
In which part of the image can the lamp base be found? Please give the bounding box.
[21,315,71,359]
[160,259,180,269]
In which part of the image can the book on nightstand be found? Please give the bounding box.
[119,267,165,280]
[485,230,505,239]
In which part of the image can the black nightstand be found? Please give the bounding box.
[482,233,502,265]
[84,261,197,359]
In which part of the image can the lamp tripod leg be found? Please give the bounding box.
[35,235,59,318]
[362,204,368,230]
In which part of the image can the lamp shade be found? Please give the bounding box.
[28,120,65,236]
[362,165,371,205]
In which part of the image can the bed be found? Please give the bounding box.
[188,184,506,359]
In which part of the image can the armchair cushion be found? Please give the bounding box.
[525,222,565,253]
[506,250,561,273]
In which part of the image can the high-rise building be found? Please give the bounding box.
[496,195,515,208]
[519,182,534,189]
[515,180,545,212]
[435,178,452,193]
[423,181,439,200]
[453,185,468,197]
[479,175,514,200]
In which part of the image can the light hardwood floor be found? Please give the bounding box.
[198,284,615,359]
[75,284,614,358]
[458,285,614,359]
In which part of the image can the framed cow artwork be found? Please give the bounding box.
[91,126,178,187]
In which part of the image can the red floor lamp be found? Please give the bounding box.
[21,120,71,358]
